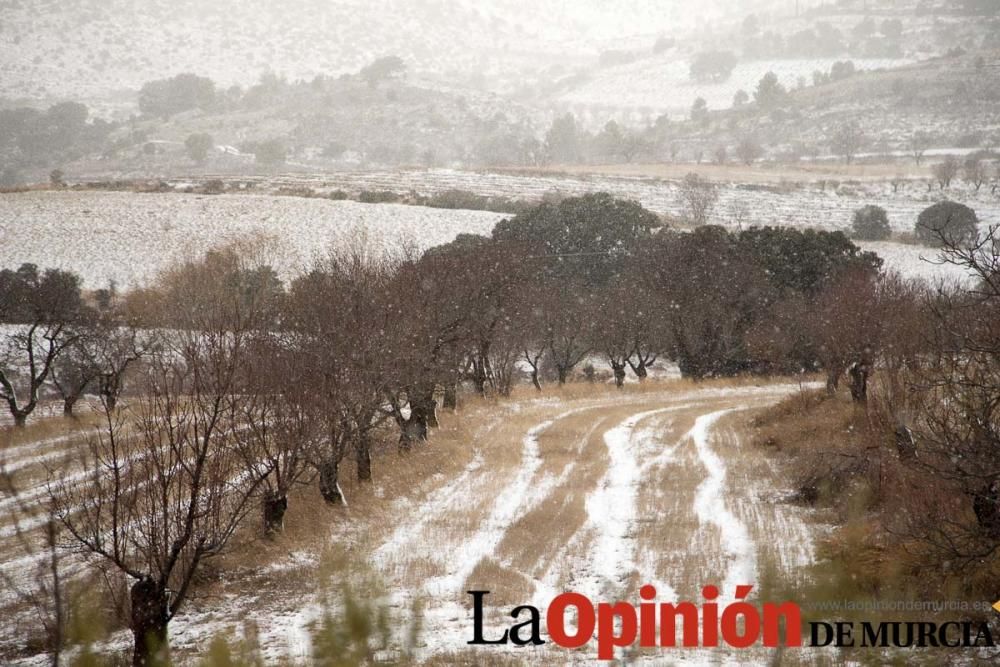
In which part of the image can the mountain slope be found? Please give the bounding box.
[0,0,795,103]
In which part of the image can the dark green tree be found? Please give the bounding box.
[491,192,661,285]
[915,201,979,247]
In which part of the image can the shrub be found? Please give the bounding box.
[138,73,216,119]
[689,51,738,82]
[0,166,23,188]
[915,201,979,247]
[328,190,349,200]
[357,190,400,204]
[252,139,286,166]
[184,133,214,164]
[851,205,892,241]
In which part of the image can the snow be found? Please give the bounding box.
[690,409,756,603]
[0,191,504,289]
[261,167,1000,238]
[581,409,669,598]
[2,176,993,289]
[857,241,976,285]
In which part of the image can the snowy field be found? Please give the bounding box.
[0,191,504,289]
[0,186,985,288]
[273,168,1000,234]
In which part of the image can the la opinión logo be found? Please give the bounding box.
[468,584,801,659]
[466,585,997,660]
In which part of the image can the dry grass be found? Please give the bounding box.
[463,558,534,607]
[491,408,610,579]
[634,411,713,598]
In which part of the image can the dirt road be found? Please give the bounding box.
[365,381,818,664]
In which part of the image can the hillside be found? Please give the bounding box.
[546,2,998,122]
[0,0,796,106]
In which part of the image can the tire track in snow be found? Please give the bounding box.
[576,408,673,600]
[418,407,587,599]
[690,409,755,602]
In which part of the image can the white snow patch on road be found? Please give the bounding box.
[580,408,671,599]
[690,410,755,602]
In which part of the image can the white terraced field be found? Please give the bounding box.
[0,191,504,289]
[260,168,1000,233]
[0,380,824,664]
[0,186,983,288]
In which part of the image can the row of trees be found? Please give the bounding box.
[930,153,1000,191]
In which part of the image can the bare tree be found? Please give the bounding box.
[50,245,281,665]
[0,265,85,426]
[963,155,989,192]
[286,242,397,498]
[910,131,932,165]
[677,173,719,226]
[735,135,763,166]
[52,332,271,666]
[542,284,592,385]
[233,336,323,533]
[51,311,152,416]
[830,121,866,165]
[892,225,1000,568]
[932,156,960,189]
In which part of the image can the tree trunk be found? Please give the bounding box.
[13,411,27,428]
[130,578,168,667]
[318,458,344,504]
[825,367,841,396]
[894,424,916,461]
[973,482,1000,539]
[442,384,458,410]
[628,357,649,380]
[530,369,541,391]
[398,411,429,451]
[848,362,869,403]
[262,493,288,534]
[101,374,122,411]
[612,363,626,388]
[62,394,80,417]
[556,366,568,385]
[471,358,488,396]
[410,388,438,430]
[355,436,372,482]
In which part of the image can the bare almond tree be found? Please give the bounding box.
[830,121,866,165]
[932,156,960,189]
[0,265,85,426]
[51,331,271,667]
[50,245,281,666]
[677,172,718,226]
[963,155,989,192]
[909,131,932,165]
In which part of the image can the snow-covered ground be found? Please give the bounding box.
[0,191,503,289]
[269,168,1000,233]
[2,179,987,288]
